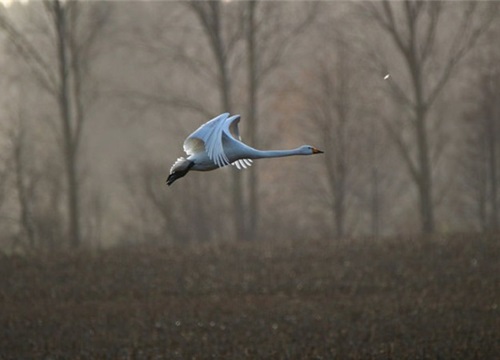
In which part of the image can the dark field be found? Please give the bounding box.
[1,235,499,359]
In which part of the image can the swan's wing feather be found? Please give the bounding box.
[225,114,242,141]
[223,115,253,170]
[183,137,205,156]
[184,113,231,167]
[184,113,249,168]
[225,115,255,170]
[231,158,253,170]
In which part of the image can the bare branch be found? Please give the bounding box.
[384,76,414,110]
[380,0,409,57]
[426,2,499,107]
[419,2,442,64]
[381,115,420,184]
[257,2,319,84]
[115,88,214,120]
[0,12,57,93]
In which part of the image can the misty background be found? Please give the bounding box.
[0,0,499,251]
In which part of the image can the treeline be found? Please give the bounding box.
[0,1,499,251]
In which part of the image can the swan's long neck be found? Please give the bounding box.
[249,147,305,159]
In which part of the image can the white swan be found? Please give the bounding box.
[167,113,323,186]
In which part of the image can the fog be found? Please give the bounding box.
[0,0,499,250]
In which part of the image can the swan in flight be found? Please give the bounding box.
[167,113,323,186]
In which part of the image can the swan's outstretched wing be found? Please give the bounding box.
[183,113,229,167]
[184,113,253,169]
[184,113,228,155]
[226,114,242,141]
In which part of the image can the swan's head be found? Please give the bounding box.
[300,145,324,155]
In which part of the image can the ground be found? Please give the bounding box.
[0,234,499,359]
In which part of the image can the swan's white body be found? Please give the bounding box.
[167,113,323,185]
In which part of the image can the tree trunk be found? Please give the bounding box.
[54,0,81,248]
[189,1,246,241]
[13,125,36,248]
[415,105,434,234]
[218,50,245,241]
[246,0,258,241]
[370,153,381,238]
[486,95,498,231]
[334,178,345,238]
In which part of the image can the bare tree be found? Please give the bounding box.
[319,63,348,237]
[363,0,498,234]
[243,1,318,241]
[245,0,258,241]
[304,33,358,238]
[0,130,10,219]
[0,101,65,252]
[460,46,500,232]
[11,117,36,248]
[186,0,248,240]
[0,0,110,247]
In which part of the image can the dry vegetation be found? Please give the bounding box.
[1,234,499,359]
